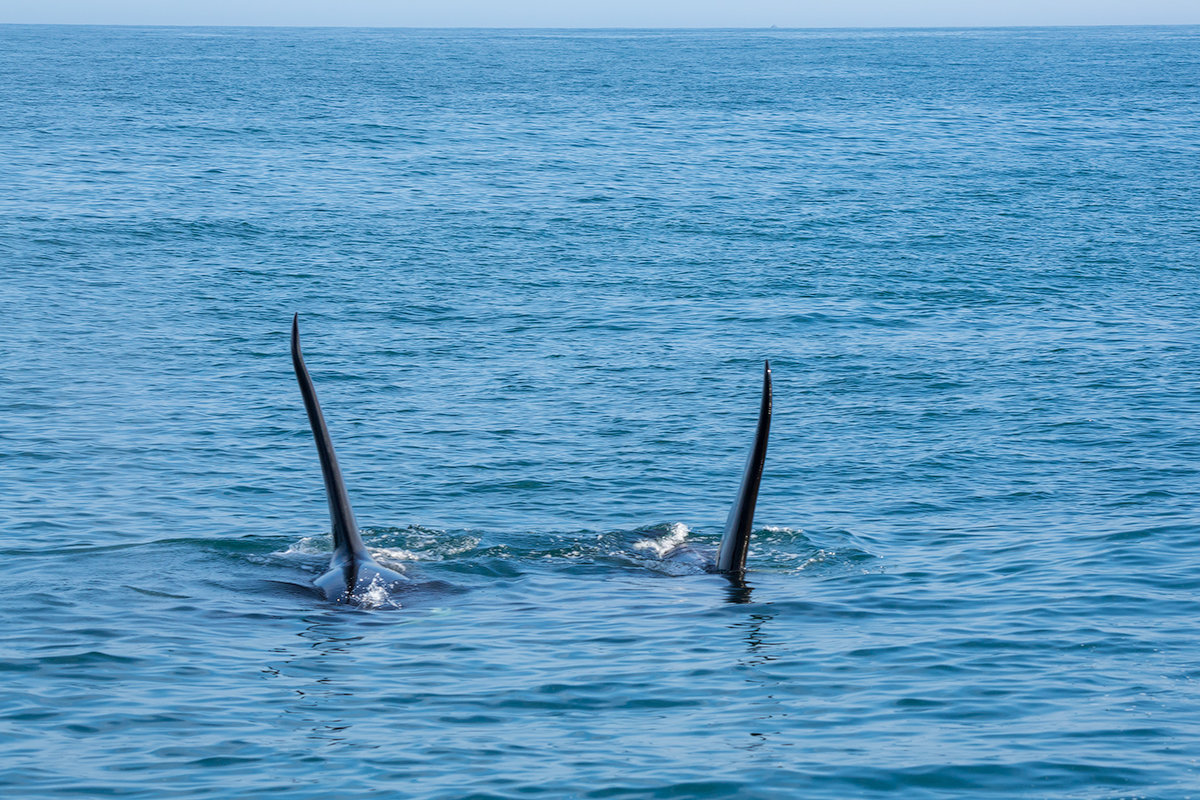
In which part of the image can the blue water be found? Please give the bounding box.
[2,23,1200,798]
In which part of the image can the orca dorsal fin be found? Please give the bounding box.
[715,361,772,575]
[291,314,370,563]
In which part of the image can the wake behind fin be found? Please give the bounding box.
[715,361,772,576]
[291,314,371,564]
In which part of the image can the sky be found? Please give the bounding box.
[1,0,1198,28]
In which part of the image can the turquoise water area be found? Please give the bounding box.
[2,24,1199,798]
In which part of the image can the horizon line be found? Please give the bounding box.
[2,21,1199,31]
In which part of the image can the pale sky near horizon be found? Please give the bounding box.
[2,1,1198,28]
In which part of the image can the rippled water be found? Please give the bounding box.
[2,24,1200,799]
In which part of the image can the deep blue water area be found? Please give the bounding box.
[2,23,1200,798]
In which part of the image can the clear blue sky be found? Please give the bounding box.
[2,0,1197,28]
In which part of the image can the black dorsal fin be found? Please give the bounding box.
[715,361,772,575]
[291,314,370,563]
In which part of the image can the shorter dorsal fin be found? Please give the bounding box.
[715,361,772,575]
[291,314,370,563]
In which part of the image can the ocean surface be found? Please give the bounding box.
[2,23,1200,799]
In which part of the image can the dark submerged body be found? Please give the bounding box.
[291,315,771,602]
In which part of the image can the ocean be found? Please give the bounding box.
[1,23,1199,798]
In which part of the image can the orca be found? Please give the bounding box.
[290,314,771,602]
[291,314,408,602]
[647,361,771,581]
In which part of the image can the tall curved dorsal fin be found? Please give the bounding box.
[291,314,370,563]
[715,361,772,575]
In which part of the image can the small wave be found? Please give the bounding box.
[277,536,326,557]
[795,548,833,570]
[632,522,690,557]
[274,527,481,563]
[366,526,482,561]
[371,547,422,563]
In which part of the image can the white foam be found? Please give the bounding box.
[632,522,690,558]
[371,547,422,563]
[351,575,402,610]
[277,536,326,556]
[371,533,481,562]
[277,530,480,565]
[796,549,832,570]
